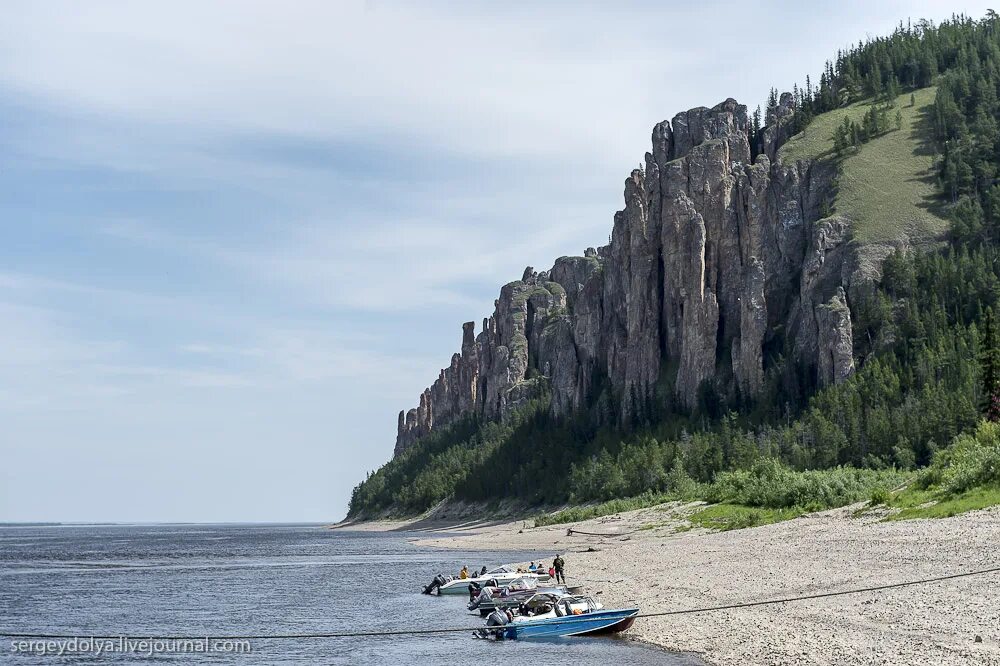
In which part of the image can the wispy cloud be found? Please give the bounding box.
[0,264,436,428]
[98,213,607,313]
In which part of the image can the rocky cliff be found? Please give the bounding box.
[394,93,858,457]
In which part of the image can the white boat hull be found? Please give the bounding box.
[438,572,548,595]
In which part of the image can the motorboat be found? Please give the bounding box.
[516,592,601,617]
[479,595,639,639]
[433,565,549,596]
[467,578,573,615]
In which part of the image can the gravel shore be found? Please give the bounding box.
[376,503,1000,665]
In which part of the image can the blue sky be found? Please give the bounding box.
[1,1,990,522]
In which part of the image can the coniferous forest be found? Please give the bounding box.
[349,13,1000,519]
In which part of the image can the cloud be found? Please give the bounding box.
[0,271,435,415]
[0,2,692,162]
[96,205,609,315]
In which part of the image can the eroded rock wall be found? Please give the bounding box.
[394,94,859,455]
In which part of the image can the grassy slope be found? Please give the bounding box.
[687,504,805,531]
[533,493,679,527]
[884,484,1000,520]
[779,86,947,246]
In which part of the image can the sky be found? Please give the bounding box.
[0,0,992,523]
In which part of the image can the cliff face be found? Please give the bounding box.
[393,93,857,457]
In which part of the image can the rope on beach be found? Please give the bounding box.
[4,564,999,641]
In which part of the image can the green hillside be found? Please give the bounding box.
[780,86,946,246]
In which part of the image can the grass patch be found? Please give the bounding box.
[533,492,675,527]
[687,504,804,531]
[889,484,1000,520]
[779,86,946,247]
[780,101,877,163]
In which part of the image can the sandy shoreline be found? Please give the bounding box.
[342,503,1000,665]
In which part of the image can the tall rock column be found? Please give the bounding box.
[665,195,719,407]
[816,287,855,387]
[604,168,662,419]
[732,256,767,398]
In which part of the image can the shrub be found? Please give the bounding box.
[869,486,891,505]
[665,456,699,499]
[707,458,906,511]
[917,420,1000,495]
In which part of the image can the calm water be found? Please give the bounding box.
[1,524,702,664]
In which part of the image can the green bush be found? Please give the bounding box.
[707,458,906,511]
[917,420,1000,495]
[869,486,891,505]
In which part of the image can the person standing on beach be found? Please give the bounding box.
[553,554,565,584]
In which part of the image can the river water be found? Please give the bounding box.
[1,524,703,664]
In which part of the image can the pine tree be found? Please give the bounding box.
[981,308,1000,421]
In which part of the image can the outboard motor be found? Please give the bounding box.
[468,586,493,611]
[474,608,510,640]
[422,573,447,595]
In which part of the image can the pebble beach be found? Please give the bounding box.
[352,503,1000,665]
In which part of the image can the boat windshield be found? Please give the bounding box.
[502,577,537,592]
[524,592,561,605]
[487,566,513,574]
[557,595,602,614]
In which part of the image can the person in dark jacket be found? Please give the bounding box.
[553,554,566,584]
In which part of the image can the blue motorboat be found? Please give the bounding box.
[469,581,580,615]
[481,595,639,639]
[505,607,639,639]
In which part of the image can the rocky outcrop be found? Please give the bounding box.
[816,287,856,387]
[394,95,860,455]
[760,92,797,160]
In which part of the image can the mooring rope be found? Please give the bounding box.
[3,565,998,640]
